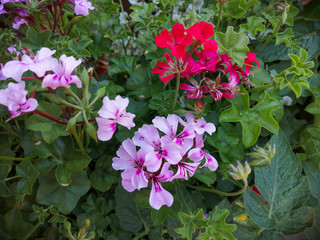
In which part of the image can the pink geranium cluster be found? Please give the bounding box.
[0,47,83,118]
[1,47,82,90]
[152,21,260,101]
[112,113,218,209]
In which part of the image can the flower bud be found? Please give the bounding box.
[195,101,204,113]
[247,144,275,167]
[229,161,251,181]
[82,219,90,229]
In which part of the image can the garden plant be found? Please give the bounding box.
[0,0,319,239]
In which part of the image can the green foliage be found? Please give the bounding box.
[36,170,91,214]
[214,26,249,66]
[244,131,313,234]
[220,90,279,147]
[198,207,237,240]
[175,208,208,240]
[16,159,40,195]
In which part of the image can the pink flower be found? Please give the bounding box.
[182,113,216,135]
[188,148,218,171]
[42,55,81,89]
[112,139,149,191]
[149,162,174,210]
[155,23,193,59]
[133,124,182,172]
[96,96,135,141]
[171,161,200,181]
[0,81,37,118]
[73,0,94,16]
[2,47,56,82]
[179,78,209,99]
[0,64,6,80]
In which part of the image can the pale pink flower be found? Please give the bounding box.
[182,113,216,135]
[0,81,37,117]
[149,162,174,210]
[188,148,218,171]
[42,55,81,89]
[73,0,94,16]
[112,139,149,191]
[96,96,135,141]
[2,47,56,82]
[170,161,200,181]
[0,64,6,80]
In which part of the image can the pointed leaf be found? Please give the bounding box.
[16,159,40,195]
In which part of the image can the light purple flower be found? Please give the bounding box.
[2,47,56,82]
[149,162,174,210]
[0,64,6,80]
[0,81,37,117]
[171,161,200,181]
[0,4,7,14]
[73,0,94,16]
[96,96,135,141]
[188,148,218,171]
[42,54,81,89]
[112,139,149,191]
[182,113,216,135]
[133,124,182,172]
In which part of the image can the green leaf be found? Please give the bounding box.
[175,208,208,240]
[35,137,91,185]
[305,95,320,114]
[0,164,10,197]
[198,206,237,240]
[221,0,260,19]
[194,167,217,187]
[151,200,180,226]
[288,48,314,77]
[240,16,266,36]
[36,170,91,214]
[244,131,313,234]
[302,128,320,168]
[285,4,299,26]
[276,28,294,46]
[108,56,136,75]
[214,26,249,66]
[133,189,150,208]
[219,90,279,147]
[68,38,93,58]
[206,123,244,163]
[16,159,40,195]
[21,28,54,50]
[149,90,176,115]
[0,208,33,240]
[304,162,320,199]
[115,185,147,233]
[25,101,68,144]
[90,155,118,192]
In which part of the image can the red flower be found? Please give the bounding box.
[244,50,260,75]
[187,21,214,44]
[155,23,193,59]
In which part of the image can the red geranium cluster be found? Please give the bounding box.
[152,21,260,101]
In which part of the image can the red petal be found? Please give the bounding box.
[155,30,172,48]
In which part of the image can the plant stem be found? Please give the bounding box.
[0,156,26,161]
[6,175,22,181]
[247,83,274,93]
[176,181,192,214]
[216,2,224,31]
[33,110,67,125]
[184,179,248,197]
[172,72,181,111]
[23,222,41,240]
[70,127,85,152]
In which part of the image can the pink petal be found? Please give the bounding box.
[149,178,173,210]
[115,112,135,129]
[121,169,136,192]
[188,148,204,162]
[2,60,28,82]
[96,118,116,141]
[171,161,200,181]
[161,142,181,165]
[131,167,148,190]
[145,151,162,172]
[201,152,218,171]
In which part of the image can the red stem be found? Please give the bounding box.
[33,110,67,125]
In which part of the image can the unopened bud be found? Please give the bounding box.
[195,101,204,113]
[229,161,251,181]
[64,221,71,230]
[82,219,90,229]
[247,144,275,167]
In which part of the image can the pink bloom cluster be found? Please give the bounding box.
[152,21,260,101]
[0,81,37,118]
[112,113,218,209]
[1,47,82,90]
[96,96,136,141]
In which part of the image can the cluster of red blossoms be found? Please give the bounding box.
[152,21,260,101]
